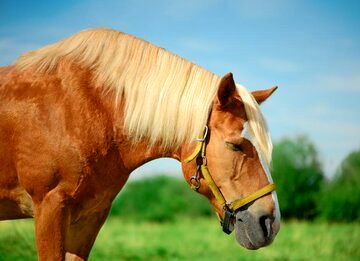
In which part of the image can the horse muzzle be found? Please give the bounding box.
[233,209,279,250]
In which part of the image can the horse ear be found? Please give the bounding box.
[217,73,237,107]
[251,86,278,105]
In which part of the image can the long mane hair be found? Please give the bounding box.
[16,28,272,162]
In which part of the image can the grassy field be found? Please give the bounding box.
[0,218,359,260]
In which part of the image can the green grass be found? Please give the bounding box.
[0,218,359,260]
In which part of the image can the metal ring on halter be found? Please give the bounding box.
[189,165,201,191]
[189,176,201,191]
[196,126,208,142]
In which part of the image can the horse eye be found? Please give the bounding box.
[225,142,244,152]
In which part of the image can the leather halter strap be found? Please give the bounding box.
[184,126,276,233]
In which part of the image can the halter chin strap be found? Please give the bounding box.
[184,126,276,234]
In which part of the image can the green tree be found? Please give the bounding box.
[271,136,324,219]
[319,149,360,221]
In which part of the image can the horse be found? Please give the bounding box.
[0,28,280,260]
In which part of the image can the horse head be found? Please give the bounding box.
[181,73,280,249]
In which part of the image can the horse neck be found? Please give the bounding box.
[115,138,183,173]
[97,79,193,175]
[109,101,184,174]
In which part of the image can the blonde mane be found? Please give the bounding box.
[15,28,272,161]
[236,84,272,163]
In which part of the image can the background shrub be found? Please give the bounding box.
[271,136,324,219]
[318,149,360,221]
[110,175,212,222]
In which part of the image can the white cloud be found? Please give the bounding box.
[233,0,295,19]
[259,58,300,73]
[178,37,221,53]
[269,100,360,177]
[318,74,360,92]
[161,0,221,20]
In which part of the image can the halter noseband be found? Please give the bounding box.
[184,126,276,234]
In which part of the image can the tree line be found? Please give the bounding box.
[273,136,360,221]
[110,136,360,222]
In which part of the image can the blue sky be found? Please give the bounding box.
[1,0,359,178]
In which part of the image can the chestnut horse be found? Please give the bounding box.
[0,29,280,260]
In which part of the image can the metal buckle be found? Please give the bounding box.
[222,208,235,235]
[196,126,208,142]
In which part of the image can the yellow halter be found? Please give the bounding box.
[184,126,276,234]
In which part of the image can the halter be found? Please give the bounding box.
[184,126,276,234]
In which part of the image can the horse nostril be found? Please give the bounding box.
[259,215,273,238]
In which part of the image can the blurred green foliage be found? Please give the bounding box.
[318,149,360,221]
[271,136,324,219]
[110,175,212,221]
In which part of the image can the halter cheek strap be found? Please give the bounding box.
[184,126,276,234]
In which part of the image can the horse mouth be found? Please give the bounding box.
[234,210,278,250]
